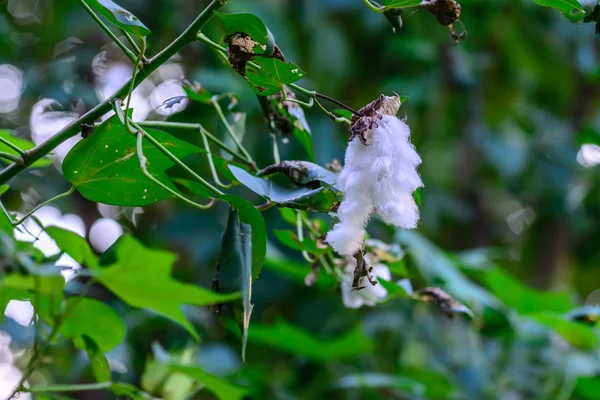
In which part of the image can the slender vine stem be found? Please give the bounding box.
[199,128,232,189]
[125,38,147,132]
[211,97,256,167]
[136,121,254,167]
[77,0,137,63]
[297,211,315,263]
[122,31,148,62]
[361,0,386,12]
[0,186,76,227]
[0,0,229,185]
[8,280,96,399]
[27,382,113,393]
[270,134,280,164]
[136,131,216,210]
[0,152,23,164]
[314,96,352,124]
[0,136,25,155]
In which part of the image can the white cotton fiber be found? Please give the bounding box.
[327,114,423,256]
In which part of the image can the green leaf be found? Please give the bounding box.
[396,230,500,313]
[87,0,151,37]
[45,226,98,268]
[0,130,52,168]
[214,12,270,50]
[273,229,327,256]
[217,207,254,361]
[244,319,373,362]
[382,0,422,9]
[81,335,112,382]
[60,297,125,352]
[528,312,599,349]
[220,195,266,280]
[246,58,305,96]
[532,0,586,22]
[377,278,410,298]
[258,161,338,188]
[170,364,250,400]
[228,165,338,212]
[97,235,240,339]
[263,255,336,290]
[63,115,200,206]
[259,91,315,161]
[483,266,575,314]
[108,383,150,400]
[183,82,213,104]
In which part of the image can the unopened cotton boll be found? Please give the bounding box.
[327,95,423,256]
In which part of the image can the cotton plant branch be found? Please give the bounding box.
[0,0,229,186]
[199,127,232,189]
[211,97,256,168]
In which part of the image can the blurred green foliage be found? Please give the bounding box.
[1,0,600,399]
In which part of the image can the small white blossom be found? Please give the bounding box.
[341,263,391,309]
[327,96,423,256]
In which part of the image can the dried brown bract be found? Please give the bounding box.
[349,94,401,145]
[421,0,467,43]
[225,32,258,76]
[415,287,470,318]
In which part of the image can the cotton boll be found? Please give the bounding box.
[341,263,391,308]
[327,112,423,256]
[89,218,123,253]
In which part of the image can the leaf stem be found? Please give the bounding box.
[361,0,386,13]
[0,136,25,155]
[135,121,253,166]
[0,186,76,227]
[199,127,232,189]
[297,211,315,263]
[211,97,256,168]
[314,92,362,116]
[77,0,138,63]
[314,97,352,124]
[0,0,229,185]
[0,152,23,164]
[270,134,280,164]
[136,131,217,209]
[122,31,148,63]
[125,37,147,132]
[27,382,113,393]
[8,280,96,400]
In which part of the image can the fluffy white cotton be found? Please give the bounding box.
[327,115,422,256]
[341,263,391,308]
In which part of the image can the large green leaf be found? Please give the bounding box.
[63,115,200,206]
[246,58,305,96]
[97,235,240,340]
[87,0,151,37]
[81,335,112,383]
[528,312,599,349]
[244,319,372,362]
[214,12,270,50]
[0,130,52,168]
[45,226,98,267]
[216,207,253,361]
[532,0,586,22]
[60,297,125,352]
[483,266,575,314]
[220,195,266,280]
[170,365,249,400]
[228,165,338,212]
